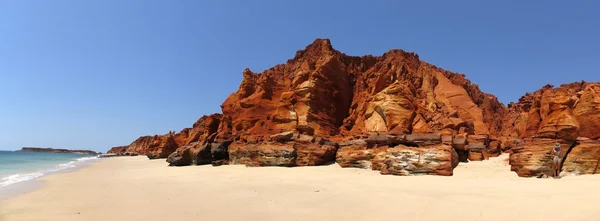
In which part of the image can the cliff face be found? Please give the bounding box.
[504,82,600,177]
[109,39,600,177]
[502,82,600,140]
[217,39,506,142]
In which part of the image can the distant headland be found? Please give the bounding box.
[20,147,99,155]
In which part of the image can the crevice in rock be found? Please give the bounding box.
[291,105,299,128]
[559,141,579,173]
[593,158,600,174]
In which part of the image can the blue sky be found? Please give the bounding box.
[0,0,598,151]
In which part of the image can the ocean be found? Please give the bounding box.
[0,150,99,188]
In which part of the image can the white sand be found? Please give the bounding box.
[1,154,600,221]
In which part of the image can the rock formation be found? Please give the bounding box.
[216,39,506,142]
[109,39,600,177]
[502,82,600,141]
[504,82,600,177]
[108,114,222,159]
[334,134,460,176]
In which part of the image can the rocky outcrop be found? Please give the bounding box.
[562,140,600,175]
[229,143,296,166]
[335,133,459,176]
[20,147,98,155]
[296,144,337,166]
[509,139,566,177]
[503,82,600,177]
[380,144,458,176]
[336,145,376,169]
[112,38,600,177]
[141,135,179,159]
[207,39,512,176]
[217,39,506,144]
[166,144,195,166]
[108,114,222,159]
[510,138,600,177]
[502,82,600,141]
[106,146,127,155]
[228,132,338,167]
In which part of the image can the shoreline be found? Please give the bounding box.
[0,157,101,200]
[2,154,600,221]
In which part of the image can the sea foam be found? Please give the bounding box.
[0,156,99,187]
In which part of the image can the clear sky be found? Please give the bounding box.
[0,0,598,151]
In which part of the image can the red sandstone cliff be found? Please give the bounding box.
[502,82,600,140]
[216,39,506,142]
[108,114,221,159]
[108,39,600,177]
[504,82,600,177]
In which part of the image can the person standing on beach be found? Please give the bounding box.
[552,143,562,178]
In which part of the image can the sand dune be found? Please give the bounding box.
[2,154,600,221]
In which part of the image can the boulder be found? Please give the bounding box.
[468,149,484,161]
[466,141,486,161]
[194,143,212,165]
[229,142,296,166]
[488,140,501,157]
[295,144,337,166]
[228,142,259,166]
[335,145,375,169]
[509,139,573,177]
[561,140,600,175]
[380,144,457,176]
[166,146,192,166]
[452,137,467,151]
[257,143,297,166]
[166,142,215,166]
[210,141,232,163]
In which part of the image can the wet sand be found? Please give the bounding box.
[1,155,599,221]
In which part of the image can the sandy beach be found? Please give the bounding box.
[1,155,599,221]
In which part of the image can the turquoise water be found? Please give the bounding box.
[0,150,98,187]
